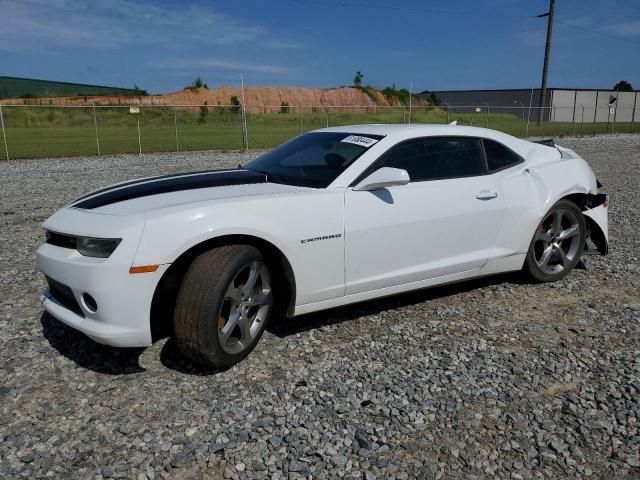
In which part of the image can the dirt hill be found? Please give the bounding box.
[0,86,418,112]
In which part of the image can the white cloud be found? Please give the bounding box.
[555,16,640,40]
[601,20,640,37]
[0,0,295,50]
[561,16,594,28]
[158,58,292,75]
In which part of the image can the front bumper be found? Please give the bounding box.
[36,207,167,348]
[37,243,168,347]
[583,195,609,256]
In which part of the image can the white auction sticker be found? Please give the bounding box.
[340,135,379,148]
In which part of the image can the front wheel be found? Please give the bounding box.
[174,245,274,369]
[524,200,586,282]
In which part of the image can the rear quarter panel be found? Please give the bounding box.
[513,146,598,254]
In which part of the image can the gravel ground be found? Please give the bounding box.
[0,135,639,480]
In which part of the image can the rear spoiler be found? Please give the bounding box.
[533,138,576,160]
[533,138,555,147]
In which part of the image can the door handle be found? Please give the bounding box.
[476,190,498,200]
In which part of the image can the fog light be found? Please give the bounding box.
[82,293,98,312]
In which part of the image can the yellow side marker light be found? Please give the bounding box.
[129,265,159,274]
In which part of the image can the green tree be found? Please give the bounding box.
[353,71,363,88]
[230,96,241,113]
[188,77,208,91]
[613,80,633,92]
[280,101,290,113]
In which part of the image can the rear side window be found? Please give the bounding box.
[483,139,522,171]
[381,137,486,182]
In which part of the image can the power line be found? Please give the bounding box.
[555,19,640,47]
[281,0,535,19]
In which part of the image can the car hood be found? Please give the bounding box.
[67,168,311,215]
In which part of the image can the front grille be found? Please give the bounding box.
[46,231,77,250]
[45,276,85,317]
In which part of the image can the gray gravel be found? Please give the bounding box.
[0,135,639,480]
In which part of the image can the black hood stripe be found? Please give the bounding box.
[72,169,267,210]
[71,167,243,203]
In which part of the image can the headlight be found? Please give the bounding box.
[46,230,122,258]
[76,237,122,258]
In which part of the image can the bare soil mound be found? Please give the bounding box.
[1,86,413,112]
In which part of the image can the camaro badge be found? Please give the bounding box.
[301,233,342,244]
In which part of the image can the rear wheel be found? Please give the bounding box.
[525,200,586,282]
[174,245,274,369]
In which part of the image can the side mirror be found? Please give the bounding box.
[353,167,410,191]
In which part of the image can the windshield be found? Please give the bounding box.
[246,132,384,188]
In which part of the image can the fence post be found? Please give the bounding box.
[485,103,490,128]
[613,91,619,133]
[136,115,142,156]
[299,106,303,134]
[446,104,450,124]
[580,104,584,136]
[173,108,179,152]
[92,104,100,157]
[241,105,249,151]
[520,103,525,137]
[0,105,8,161]
[352,106,355,125]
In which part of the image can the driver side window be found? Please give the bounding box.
[381,137,486,182]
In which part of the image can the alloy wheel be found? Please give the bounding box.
[533,208,582,275]
[217,261,272,354]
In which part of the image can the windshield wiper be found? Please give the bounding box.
[249,169,291,185]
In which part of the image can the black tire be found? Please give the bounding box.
[174,245,273,369]
[525,199,586,283]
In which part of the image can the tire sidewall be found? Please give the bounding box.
[175,245,273,370]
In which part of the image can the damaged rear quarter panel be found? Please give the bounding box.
[524,150,608,254]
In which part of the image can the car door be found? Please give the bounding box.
[344,136,505,295]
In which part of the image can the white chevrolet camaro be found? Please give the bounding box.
[37,124,609,369]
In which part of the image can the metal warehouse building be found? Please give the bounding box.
[0,76,139,98]
[420,88,640,123]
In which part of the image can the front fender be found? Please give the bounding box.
[134,213,295,268]
[131,191,346,306]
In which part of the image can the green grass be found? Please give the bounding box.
[0,106,638,159]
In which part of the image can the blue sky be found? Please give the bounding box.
[1,0,639,93]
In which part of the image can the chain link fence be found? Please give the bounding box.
[0,103,638,160]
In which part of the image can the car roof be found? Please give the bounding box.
[313,123,532,156]
[315,123,507,138]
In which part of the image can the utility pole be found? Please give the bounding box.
[537,0,555,126]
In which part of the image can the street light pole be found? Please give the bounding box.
[537,0,555,126]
